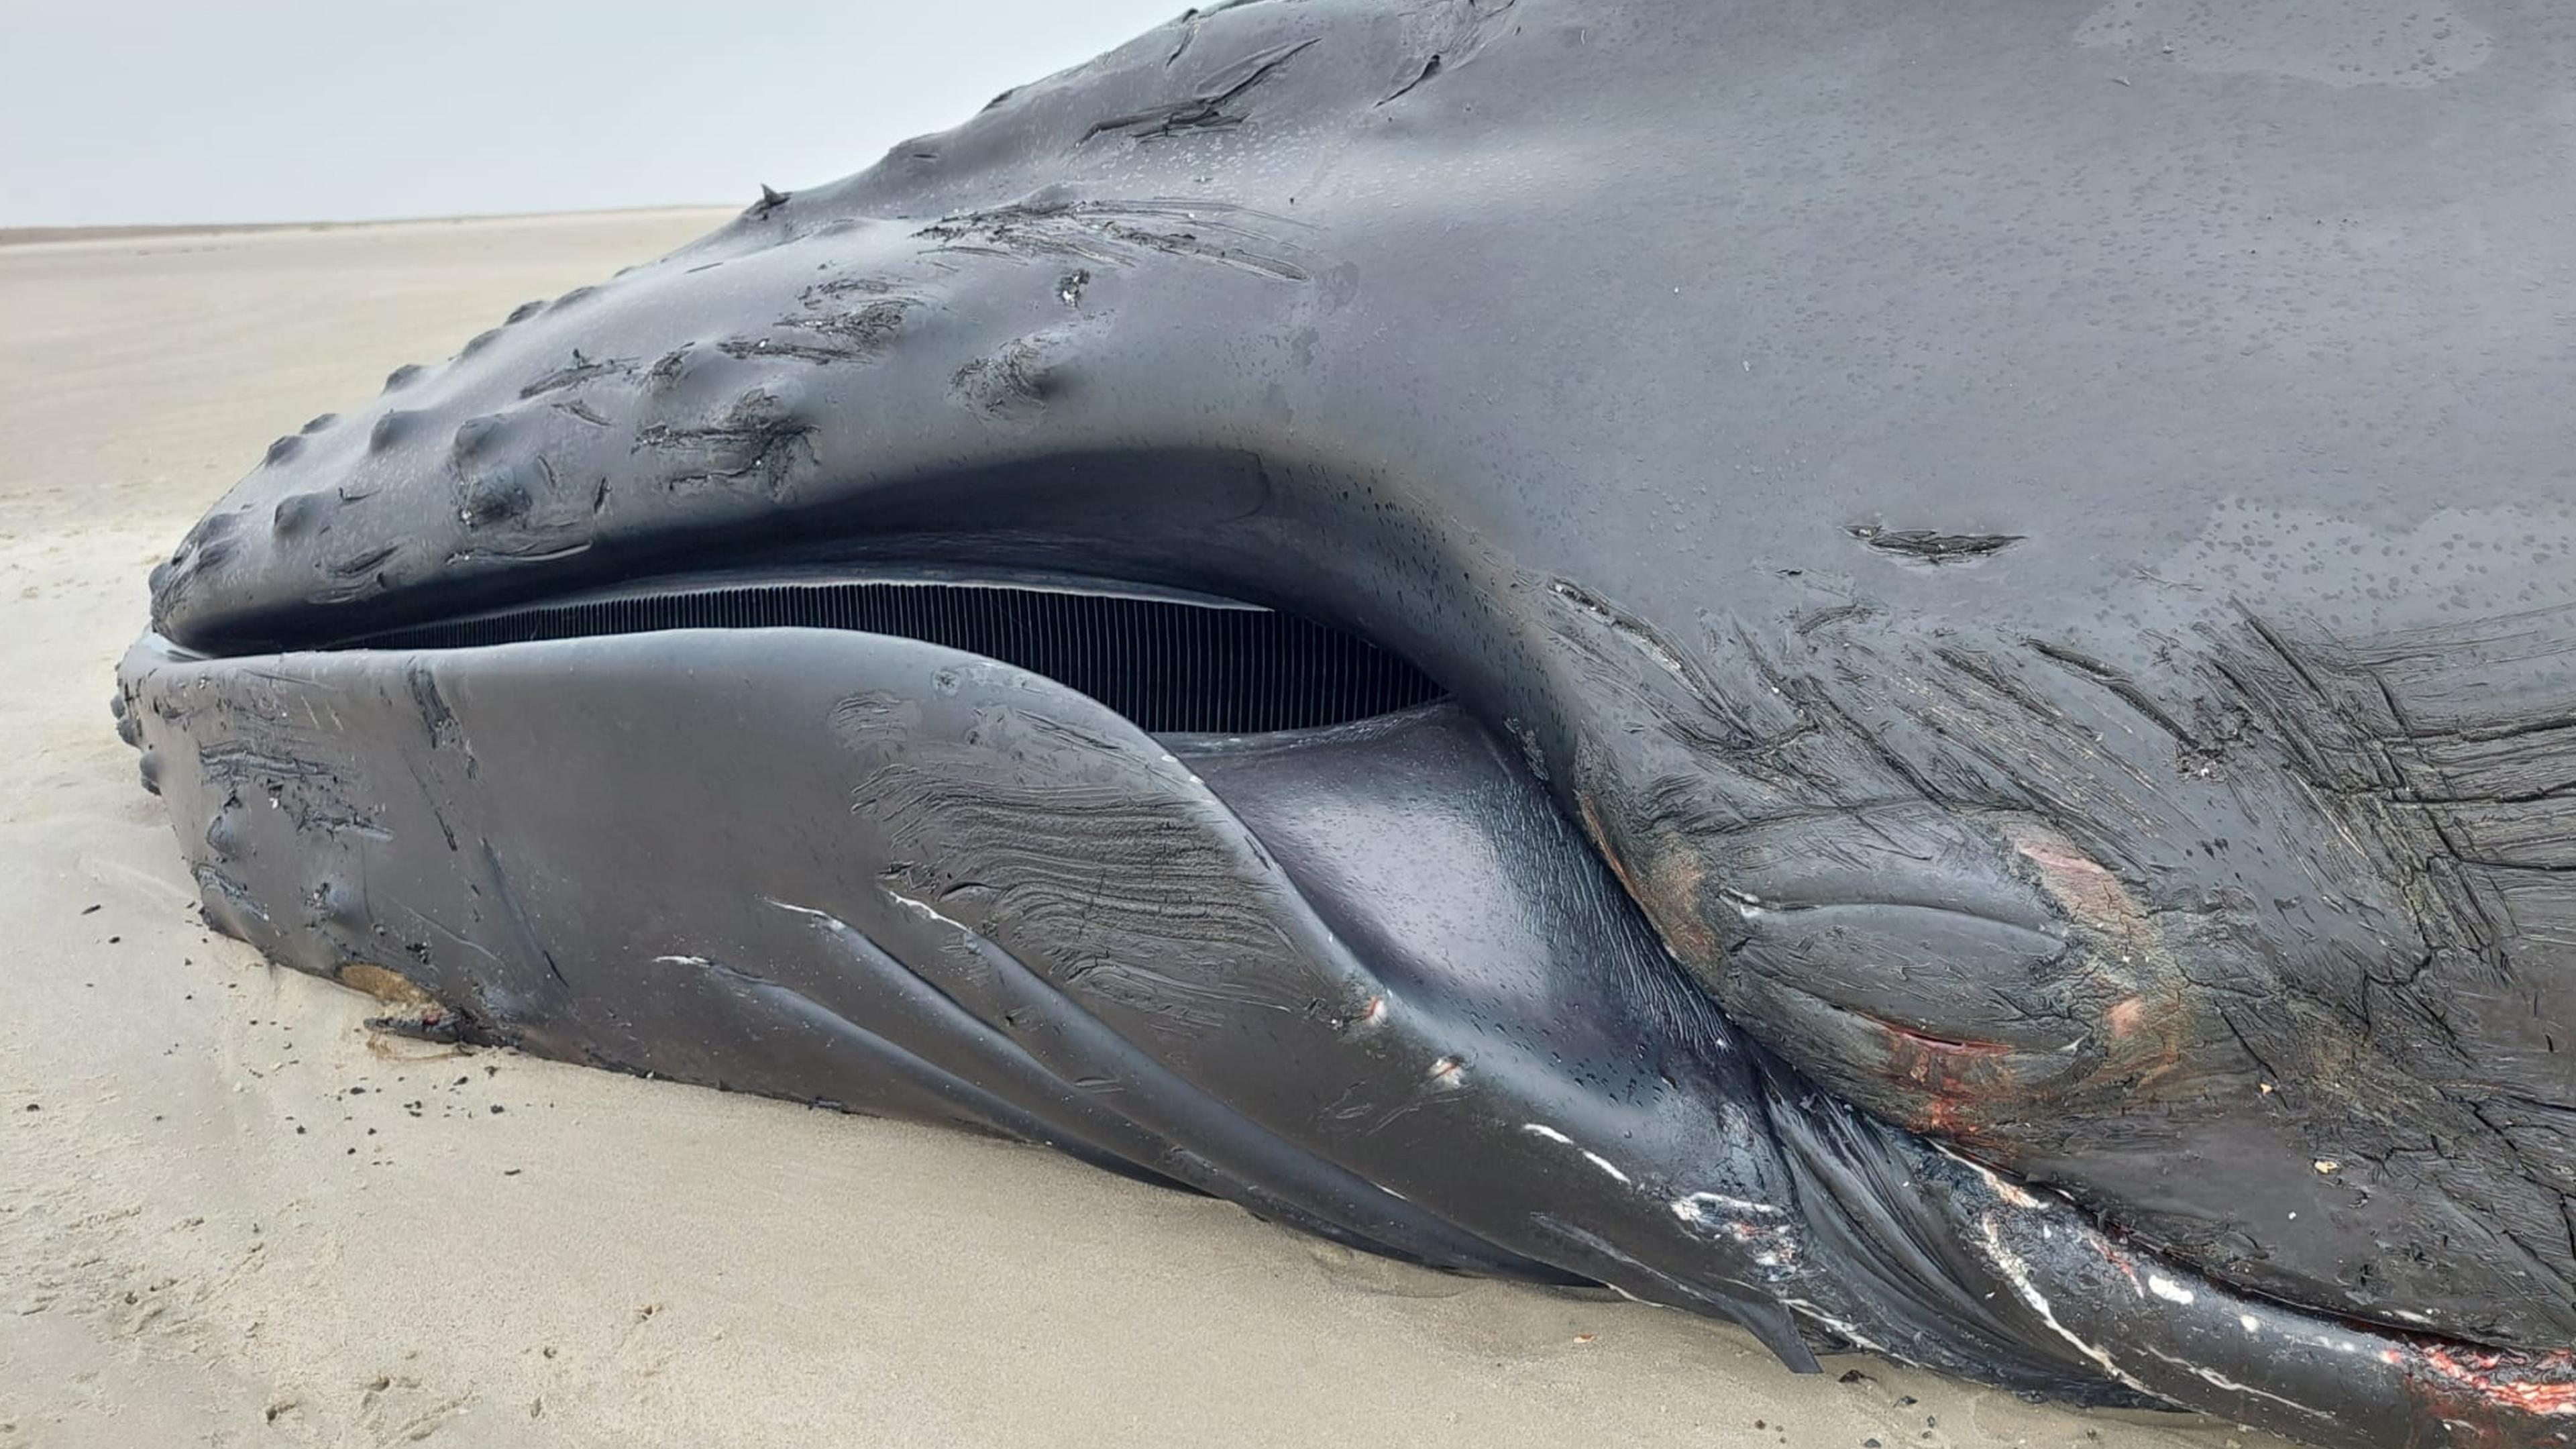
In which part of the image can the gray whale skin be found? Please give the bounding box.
[114,1,2576,1444]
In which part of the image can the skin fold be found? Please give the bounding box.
[117,1,2574,1444]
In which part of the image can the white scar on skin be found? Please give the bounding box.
[2141,1346,2331,1421]
[882,888,968,932]
[1518,1124,1631,1183]
[1780,1298,1886,1354]
[1671,1191,1786,1224]
[1978,1214,2153,1395]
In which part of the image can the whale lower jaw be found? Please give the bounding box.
[113,614,2576,1449]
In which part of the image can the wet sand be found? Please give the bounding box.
[0,211,2297,1449]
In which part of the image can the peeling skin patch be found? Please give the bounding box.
[915,198,1310,283]
[517,350,637,400]
[1547,579,1705,690]
[325,544,400,580]
[631,390,817,495]
[722,297,920,367]
[1082,36,1319,141]
[951,337,1061,421]
[1846,525,2023,563]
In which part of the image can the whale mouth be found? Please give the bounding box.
[307,570,1450,737]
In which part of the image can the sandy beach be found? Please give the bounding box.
[0,211,2298,1449]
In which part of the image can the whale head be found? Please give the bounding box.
[121,2,2576,1444]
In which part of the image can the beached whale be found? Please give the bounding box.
[114,0,2573,1443]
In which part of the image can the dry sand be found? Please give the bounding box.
[0,212,2300,1449]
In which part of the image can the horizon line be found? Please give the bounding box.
[0,201,739,250]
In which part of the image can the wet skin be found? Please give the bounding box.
[118,1,2575,1444]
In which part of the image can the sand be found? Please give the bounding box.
[0,211,2299,1449]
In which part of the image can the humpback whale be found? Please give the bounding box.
[114,1,2575,1443]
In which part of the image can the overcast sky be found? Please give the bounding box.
[0,0,1187,226]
